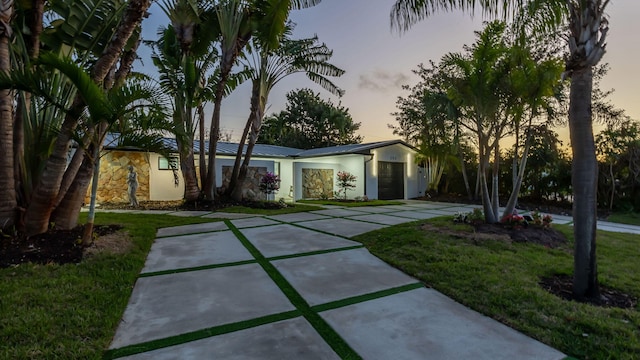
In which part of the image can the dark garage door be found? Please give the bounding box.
[378,162,404,200]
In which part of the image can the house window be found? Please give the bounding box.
[159,156,179,170]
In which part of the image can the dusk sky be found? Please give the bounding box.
[137,1,639,144]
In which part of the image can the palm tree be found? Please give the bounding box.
[0,0,16,230]
[13,0,152,235]
[440,21,512,223]
[391,0,608,300]
[203,0,321,201]
[226,27,344,200]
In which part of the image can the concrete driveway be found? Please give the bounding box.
[105,202,577,359]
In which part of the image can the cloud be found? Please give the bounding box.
[357,69,410,92]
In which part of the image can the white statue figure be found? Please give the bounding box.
[127,165,139,207]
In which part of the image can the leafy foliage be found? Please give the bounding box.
[258,171,281,195]
[259,88,362,149]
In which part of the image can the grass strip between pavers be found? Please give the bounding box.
[267,245,364,261]
[226,220,363,360]
[312,283,424,313]
[138,259,257,278]
[103,310,300,359]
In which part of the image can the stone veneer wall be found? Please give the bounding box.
[302,169,333,198]
[221,166,268,200]
[85,151,150,204]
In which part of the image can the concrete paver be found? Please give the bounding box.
[240,224,360,258]
[266,212,330,222]
[298,218,386,237]
[321,288,565,360]
[345,205,402,214]
[376,205,426,211]
[110,264,295,349]
[418,208,463,216]
[272,248,418,306]
[347,213,414,225]
[121,317,340,360]
[141,231,253,273]
[387,210,444,220]
[310,208,370,217]
[230,217,281,228]
[156,221,228,237]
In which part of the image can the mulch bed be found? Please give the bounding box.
[540,274,638,309]
[0,224,122,268]
[473,223,567,248]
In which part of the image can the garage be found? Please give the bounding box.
[378,161,404,200]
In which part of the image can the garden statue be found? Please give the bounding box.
[127,165,139,207]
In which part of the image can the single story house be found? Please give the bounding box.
[90,138,427,203]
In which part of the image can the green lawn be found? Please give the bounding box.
[607,212,640,226]
[297,199,405,207]
[0,213,217,359]
[353,218,640,359]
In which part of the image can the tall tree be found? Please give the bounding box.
[391,62,471,197]
[203,0,320,201]
[259,88,361,149]
[226,26,344,200]
[390,0,608,300]
[2,0,152,235]
[0,0,15,229]
[151,0,221,202]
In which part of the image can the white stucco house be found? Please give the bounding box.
[95,138,426,203]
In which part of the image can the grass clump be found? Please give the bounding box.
[352,217,640,359]
[0,213,217,359]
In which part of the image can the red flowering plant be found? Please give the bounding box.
[336,171,357,200]
[259,172,281,200]
[500,210,527,229]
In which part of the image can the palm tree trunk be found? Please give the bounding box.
[478,137,496,223]
[55,133,91,207]
[231,81,265,201]
[503,125,533,218]
[608,162,614,211]
[90,0,150,81]
[198,104,206,187]
[81,146,101,246]
[491,141,500,220]
[0,0,16,229]
[51,146,95,229]
[457,148,472,200]
[569,66,600,300]
[178,137,201,202]
[204,82,224,200]
[227,113,252,197]
[14,0,44,201]
[23,0,151,235]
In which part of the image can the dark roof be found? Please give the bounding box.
[103,134,413,158]
[293,140,415,158]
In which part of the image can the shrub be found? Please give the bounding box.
[531,211,553,228]
[501,210,527,228]
[259,172,281,200]
[336,171,357,200]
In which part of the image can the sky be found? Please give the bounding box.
[137,0,640,143]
